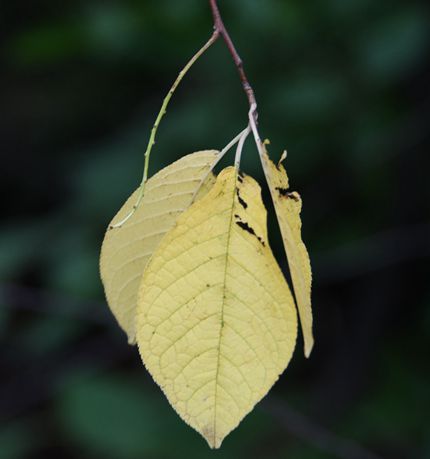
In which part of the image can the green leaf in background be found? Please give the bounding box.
[0,224,45,280]
[56,372,271,459]
[357,8,430,83]
[47,248,100,297]
[0,304,7,337]
[342,343,430,448]
[16,315,82,356]
[0,421,40,459]
[270,72,348,122]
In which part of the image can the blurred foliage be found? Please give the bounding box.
[56,371,271,459]
[1,0,429,458]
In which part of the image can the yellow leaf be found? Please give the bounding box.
[100,151,219,344]
[136,167,297,448]
[260,147,313,357]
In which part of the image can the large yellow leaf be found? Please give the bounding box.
[260,147,313,357]
[100,150,218,344]
[136,167,297,448]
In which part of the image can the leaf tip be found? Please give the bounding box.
[127,335,137,346]
[200,425,224,449]
[304,336,314,358]
[205,437,223,450]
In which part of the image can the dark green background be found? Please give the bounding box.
[1,1,429,458]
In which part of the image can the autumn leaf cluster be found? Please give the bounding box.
[100,143,313,448]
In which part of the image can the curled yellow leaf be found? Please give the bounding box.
[100,151,218,343]
[260,146,313,357]
[136,167,297,448]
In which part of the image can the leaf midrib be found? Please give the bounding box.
[212,172,238,446]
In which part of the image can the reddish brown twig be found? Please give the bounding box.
[209,0,258,122]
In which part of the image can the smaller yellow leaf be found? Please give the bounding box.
[260,147,314,357]
[100,151,219,344]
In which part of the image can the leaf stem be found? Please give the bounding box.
[220,127,249,158]
[111,2,267,229]
[190,126,249,204]
[110,31,219,229]
[248,103,264,156]
[234,126,250,169]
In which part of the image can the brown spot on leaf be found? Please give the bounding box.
[276,187,289,196]
[235,221,265,246]
[236,189,248,209]
[275,187,299,201]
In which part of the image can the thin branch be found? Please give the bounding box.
[263,397,384,459]
[209,0,266,166]
[209,0,257,120]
